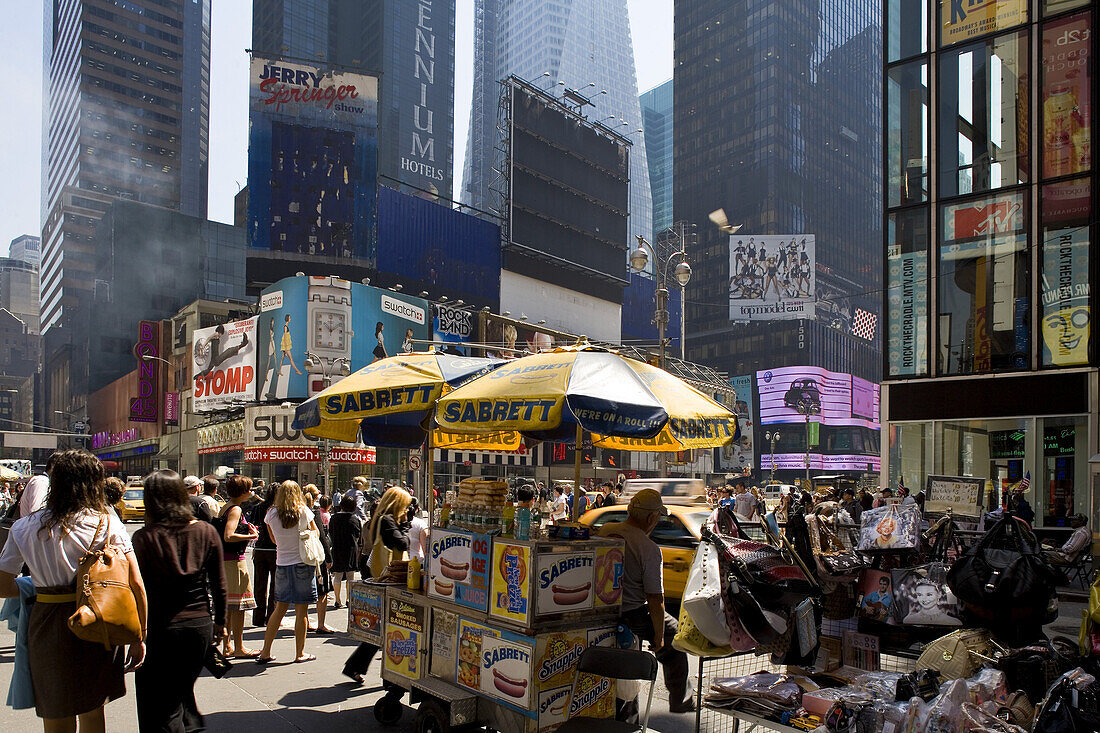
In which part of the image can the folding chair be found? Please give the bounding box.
[555,646,658,733]
[1068,552,1095,590]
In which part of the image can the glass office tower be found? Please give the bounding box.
[641,79,673,239]
[882,0,1098,528]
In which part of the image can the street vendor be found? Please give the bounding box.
[597,489,694,715]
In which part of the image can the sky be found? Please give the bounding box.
[0,1,673,252]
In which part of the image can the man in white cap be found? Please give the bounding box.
[597,488,693,714]
[184,475,211,521]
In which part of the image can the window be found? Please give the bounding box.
[887,207,930,376]
[649,516,697,549]
[1041,13,1091,180]
[939,0,1027,47]
[888,0,928,62]
[938,31,1029,197]
[887,60,929,206]
[1040,178,1091,366]
[587,510,626,528]
[938,191,1029,375]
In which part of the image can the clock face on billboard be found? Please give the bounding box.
[314,310,347,350]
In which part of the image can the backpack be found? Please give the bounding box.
[67,513,142,649]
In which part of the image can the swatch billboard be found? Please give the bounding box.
[257,275,432,402]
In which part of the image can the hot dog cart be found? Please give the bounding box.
[349,527,628,732]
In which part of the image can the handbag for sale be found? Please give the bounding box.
[890,563,964,627]
[672,598,733,658]
[856,504,921,552]
[682,537,733,646]
[997,638,1080,706]
[946,516,1063,624]
[1033,668,1100,733]
[708,509,819,608]
[821,582,858,621]
[807,515,865,579]
[67,514,142,650]
[915,628,997,681]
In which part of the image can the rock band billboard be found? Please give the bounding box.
[728,234,816,321]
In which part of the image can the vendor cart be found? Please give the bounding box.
[349,529,628,732]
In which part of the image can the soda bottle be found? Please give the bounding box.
[516,507,531,541]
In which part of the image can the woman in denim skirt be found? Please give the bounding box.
[258,480,320,663]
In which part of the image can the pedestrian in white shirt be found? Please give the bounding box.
[18,455,57,517]
[550,486,568,522]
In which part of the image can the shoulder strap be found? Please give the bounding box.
[90,512,108,552]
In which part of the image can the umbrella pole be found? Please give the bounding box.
[426,429,434,519]
[572,423,583,521]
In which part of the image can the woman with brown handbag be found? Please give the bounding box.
[0,449,148,732]
[131,470,226,732]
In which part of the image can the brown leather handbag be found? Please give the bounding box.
[68,514,142,649]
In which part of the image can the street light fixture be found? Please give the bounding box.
[765,430,781,483]
[630,234,693,362]
[794,401,821,490]
[141,353,183,474]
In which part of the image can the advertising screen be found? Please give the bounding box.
[247,57,378,260]
[192,317,258,413]
[257,275,432,401]
[728,235,816,321]
[433,304,473,356]
[756,366,880,429]
[715,375,754,476]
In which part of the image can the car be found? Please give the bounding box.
[577,503,712,602]
[621,478,707,505]
[762,483,798,509]
[115,486,145,522]
[783,378,822,414]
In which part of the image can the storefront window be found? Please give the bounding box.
[1044,0,1091,19]
[1040,178,1091,366]
[886,208,930,376]
[940,0,1027,48]
[888,0,928,62]
[888,422,932,491]
[938,191,1029,375]
[1041,12,1092,180]
[1039,415,1088,524]
[936,418,1029,511]
[938,31,1029,197]
[887,61,929,207]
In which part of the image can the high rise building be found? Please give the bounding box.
[40,0,211,333]
[674,0,882,381]
[462,0,652,250]
[252,0,455,197]
[9,235,41,268]
[640,80,673,239]
[0,257,40,335]
[881,1,1098,526]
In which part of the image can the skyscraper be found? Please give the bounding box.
[252,0,455,197]
[40,0,211,333]
[462,0,652,250]
[8,235,41,268]
[674,0,882,381]
[640,79,673,239]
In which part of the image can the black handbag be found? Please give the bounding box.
[946,516,1063,624]
[203,643,232,678]
[1033,668,1100,733]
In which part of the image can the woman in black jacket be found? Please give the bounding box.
[343,487,412,683]
[328,494,363,609]
[249,486,278,627]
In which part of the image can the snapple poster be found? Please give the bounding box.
[247,57,379,261]
[257,275,432,402]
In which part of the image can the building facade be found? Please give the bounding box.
[40,0,210,333]
[882,0,1099,528]
[640,79,673,239]
[9,235,41,268]
[252,0,455,197]
[461,0,653,249]
[0,257,40,335]
[673,0,883,382]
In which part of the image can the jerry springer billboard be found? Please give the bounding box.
[257,275,432,401]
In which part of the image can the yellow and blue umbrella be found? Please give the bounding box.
[436,343,739,451]
[292,351,519,450]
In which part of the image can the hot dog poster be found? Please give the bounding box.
[345,582,384,644]
[489,542,532,625]
[535,551,596,614]
[537,685,573,732]
[593,545,624,609]
[383,597,426,681]
[479,635,534,707]
[427,528,492,612]
[456,618,499,693]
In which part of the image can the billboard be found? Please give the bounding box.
[247,57,378,260]
[940,0,1027,47]
[434,304,473,356]
[479,314,570,360]
[756,366,880,429]
[715,375,755,476]
[244,405,375,464]
[728,235,816,321]
[130,320,161,423]
[760,454,881,473]
[257,275,432,401]
[1041,179,1091,366]
[886,250,929,376]
[1042,13,1091,179]
[192,317,258,413]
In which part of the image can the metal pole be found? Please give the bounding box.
[680,284,687,361]
[178,391,183,474]
[804,412,811,490]
[572,422,583,521]
[656,283,667,479]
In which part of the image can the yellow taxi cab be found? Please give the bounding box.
[115,485,145,522]
[577,503,711,601]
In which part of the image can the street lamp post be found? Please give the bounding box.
[303,353,351,499]
[630,235,692,479]
[140,354,182,473]
[765,430,781,483]
[794,402,820,490]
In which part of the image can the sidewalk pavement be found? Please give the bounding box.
[0,605,696,732]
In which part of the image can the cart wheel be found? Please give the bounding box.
[374,694,403,725]
[416,699,451,733]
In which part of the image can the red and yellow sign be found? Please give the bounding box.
[941,0,1027,47]
[383,597,425,680]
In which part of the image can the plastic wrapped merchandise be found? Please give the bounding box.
[925,679,970,733]
[964,668,1008,707]
[850,671,905,700]
[957,701,1027,732]
[875,701,911,733]
[708,673,803,708]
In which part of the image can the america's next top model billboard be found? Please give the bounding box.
[257,275,432,401]
[756,366,880,430]
[728,235,816,321]
[247,57,379,261]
